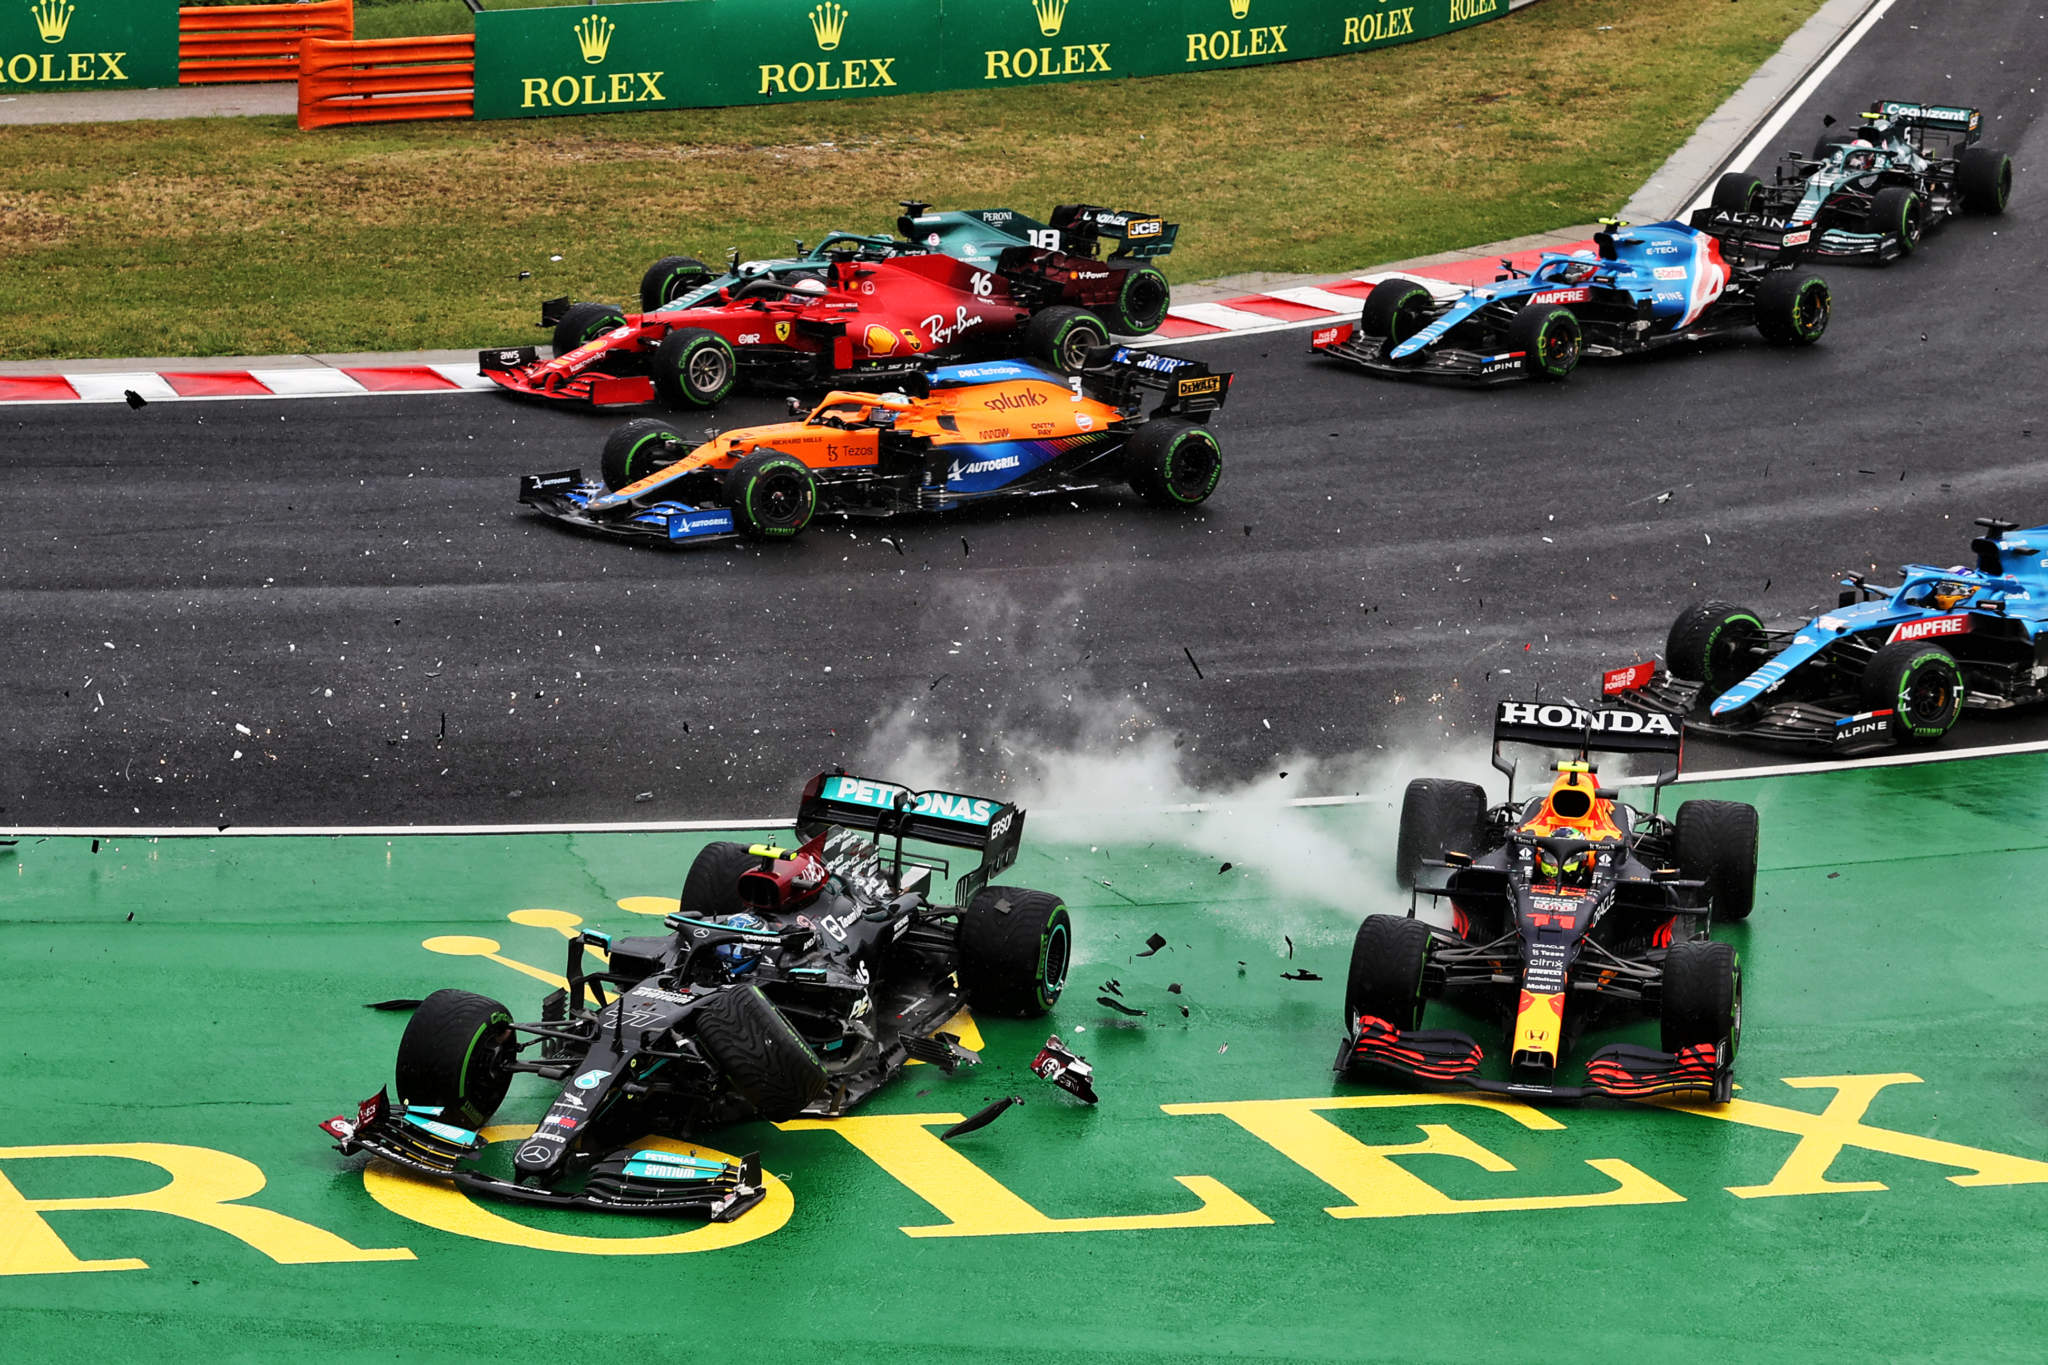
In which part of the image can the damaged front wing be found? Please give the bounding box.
[320,1089,767,1221]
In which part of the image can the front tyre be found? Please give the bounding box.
[639,255,711,313]
[1505,303,1582,381]
[1675,799,1760,922]
[551,302,627,361]
[1105,265,1171,335]
[1660,940,1740,1063]
[1664,601,1766,702]
[1345,914,1431,1031]
[1127,419,1222,507]
[1860,640,1964,742]
[394,988,515,1129]
[1395,778,1487,889]
[723,449,818,540]
[600,418,685,492]
[1023,306,1111,373]
[958,887,1071,1018]
[1958,146,2013,214]
[695,985,828,1121]
[1358,277,1435,347]
[652,327,738,409]
[1754,271,1830,345]
[1867,186,1924,258]
[1711,171,1764,214]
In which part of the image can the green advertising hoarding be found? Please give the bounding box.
[0,0,177,92]
[474,0,1516,120]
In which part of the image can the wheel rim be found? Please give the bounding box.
[1795,285,1829,336]
[1059,322,1105,370]
[1041,920,1071,1001]
[1703,617,1761,688]
[754,466,812,528]
[1902,665,1957,727]
[687,346,731,395]
[1391,293,1431,343]
[1165,436,1220,502]
[1542,318,1580,373]
[1122,272,1169,330]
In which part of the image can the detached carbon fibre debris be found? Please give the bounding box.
[1031,1035,1099,1103]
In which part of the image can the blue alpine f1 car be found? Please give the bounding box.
[631,201,1176,336]
[1310,216,1830,383]
[1612,519,2048,753]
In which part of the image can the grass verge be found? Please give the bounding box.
[0,0,1824,360]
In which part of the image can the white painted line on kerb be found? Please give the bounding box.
[249,367,370,397]
[1265,286,1370,314]
[427,362,501,390]
[1169,301,1302,330]
[1684,0,1899,213]
[66,372,177,402]
[7,735,2045,840]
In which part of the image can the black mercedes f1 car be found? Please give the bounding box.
[1339,701,1759,1103]
[321,771,1072,1219]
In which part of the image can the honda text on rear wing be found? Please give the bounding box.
[1491,699,1684,808]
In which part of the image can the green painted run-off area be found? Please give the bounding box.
[4,755,2047,1360]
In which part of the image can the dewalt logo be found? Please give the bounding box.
[519,10,664,108]
[759,1,899,98]
[1,0,129,86]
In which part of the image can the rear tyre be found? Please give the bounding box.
[1664,601,1766,702]
[1860,640,1964,742]
[551,302,627,361]
[394,988,515,1129]
[1395,778,1488,889]
[600,418,686,492]
[958,887,1071,1018]
[679,840,759,919]
[1345,915,1432,1031]
[652,327,738,409]
[722,449,818,540]
[1105,265,1171,335]
[1958,146,2013,214]
[1675,800,1760,922]
[1711,172,1764,213]
[1023,306,1111,373]
[1867,186,1924,258]
[1127,419,1222,508]
[695,985,827,1121]
[639,255,711,313]
[1661,940,1740,1061]
[1358,277,1435,345]
[1754,271,1830,345]
[1505,303,1582,381]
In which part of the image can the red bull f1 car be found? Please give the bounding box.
[1310,216,1829,384]
[483,204,1178,411]
[516,348,1228,546]
[1341,701,1758,1103]
[320,771,1072,1218]
[1708,100,2013,263]
[1612,518,2048,754]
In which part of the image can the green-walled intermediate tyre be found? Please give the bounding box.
[600,418,685,491]
[1128,419,1223,507]
[1860,640,1964,742]
[551,302,626,360]
[958,887,1071,1018]
[394,988,515,1129]
[722,449,817,539]
[1665,601,1766,703]
[652,327,738,409]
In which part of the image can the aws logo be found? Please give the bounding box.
[759,1,899,96]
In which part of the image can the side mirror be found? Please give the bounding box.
[786,395,805,416]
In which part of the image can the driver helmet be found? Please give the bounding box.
[714,911,769,973]
[1844,140,1877,171]
[1555,261,1596,285]
[1929,579,1973,611]
[1534,846,1593,887]
[792,277,828,295]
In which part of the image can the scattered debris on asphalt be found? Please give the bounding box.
[1281,969,1323,982]
[940,1097,1021,1142]
[366,999,424,1011]
[1031,1035,1099,1103]
[1096,996,1147,1017]
[1135,932,1169,958]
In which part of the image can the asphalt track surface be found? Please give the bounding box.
[4,0,2045,830]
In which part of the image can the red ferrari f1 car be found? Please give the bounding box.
[481,236,1163,411]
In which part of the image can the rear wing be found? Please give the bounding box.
[1049,204,1179,259]
[1687,209,1813,265]
[1491,700,1684,807]
[795,770,1023,908]
[1080,346,1233,418]
[1874,100,1981,142]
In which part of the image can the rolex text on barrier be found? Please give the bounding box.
[470,0,1517,120]
[0,0,175,91]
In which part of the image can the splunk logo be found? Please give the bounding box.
[759,1,900,96]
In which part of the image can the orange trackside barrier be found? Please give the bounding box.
[179,0,354,85]
[297,35,475,130]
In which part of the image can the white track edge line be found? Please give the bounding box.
[8,737,2046,839]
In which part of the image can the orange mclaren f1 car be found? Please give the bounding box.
[516,348,1230,546]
